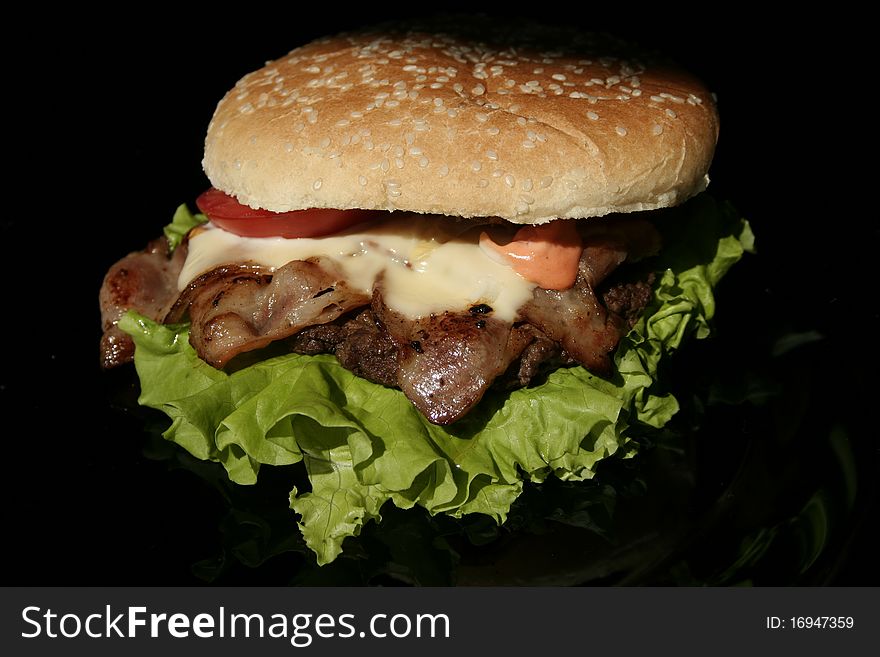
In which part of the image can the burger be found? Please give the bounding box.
[99,17,751,565]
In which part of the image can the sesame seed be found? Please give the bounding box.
[652,124,663,135]
[522,178,533,192]
[381,158,390,172]
[438,164,449,177]
[476,112,489,122]
[358,175,367,186]
[504,174,516,188]
[394,157,404,168]
[478,179,489,188]
[433,97,444,106]
[487,127,500,135]
[522,140,536,149]
[319,137,331,148]
[587,111,599,120]
[650,95,665,103]
[409,146,423,156]
[392,145,404,157]
[419,156,429,168]
[516,201,530,214]
[453,83,464,93]
[486,149,498,161]
[508,104,521,113]
[517,117,527,126]
[313,178,322,190]
[284,142,294,153]
[540,176,553,188]
[472,84,485,95]
[552,73,566,81]
[665,108,677,118]
[616,126,628,136]
[336,119,349,127]
[471,160,482,172]
[631,89,642,97]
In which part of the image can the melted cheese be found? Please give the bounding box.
[179,214,537,321]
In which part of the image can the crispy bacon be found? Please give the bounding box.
[165,257,370,368]
[98,238,186,369]
[372,289,517,424]
[99,216,660,424]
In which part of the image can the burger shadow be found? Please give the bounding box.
[649,192,748,273]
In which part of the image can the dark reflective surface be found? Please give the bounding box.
[6,7,875,586]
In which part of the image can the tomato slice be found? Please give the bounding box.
[195,188,380,238]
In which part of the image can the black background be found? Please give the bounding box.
[4,5,875,586]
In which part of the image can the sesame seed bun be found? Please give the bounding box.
[203,17,719,224]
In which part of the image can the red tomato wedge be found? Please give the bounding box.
[196,188,380,238]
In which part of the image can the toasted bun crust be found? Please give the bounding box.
[203,18,719,223]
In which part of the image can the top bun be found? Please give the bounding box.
[203,17,719,224]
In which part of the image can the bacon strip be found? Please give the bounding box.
[98,216,660,424]
[166,257,371,368]
[98,238,186,369]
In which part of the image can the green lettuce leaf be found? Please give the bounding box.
[163,203,207,252]
[119,193,752,565]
